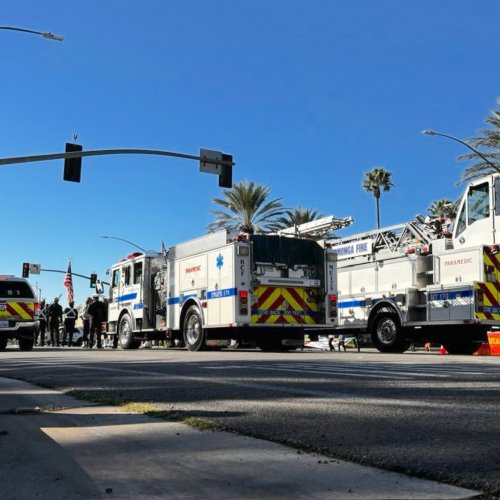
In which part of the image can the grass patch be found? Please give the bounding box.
[64,392,221,431]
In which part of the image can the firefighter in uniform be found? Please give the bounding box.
[62,301,78,346]
[81,296,92,347]
[47,298,63,347]
[88,295,105,348]
[36,300,48,346]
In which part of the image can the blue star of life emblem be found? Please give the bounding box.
[216,253,224,269]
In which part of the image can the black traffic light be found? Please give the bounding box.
[63,143,82,182]
[90,273,97,288]
[22,262,30,278]
[219,154,233,188]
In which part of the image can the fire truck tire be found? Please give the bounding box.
[371,311,408,353]
[183,306,206,352]
[118,314,140,350]
[18,337,34,351]
[0,337,7,351]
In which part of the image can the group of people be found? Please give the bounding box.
[36,295,115,349]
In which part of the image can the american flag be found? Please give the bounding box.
[63,262,74,303]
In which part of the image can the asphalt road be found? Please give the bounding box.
[0,345,498,497]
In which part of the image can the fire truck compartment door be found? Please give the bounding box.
[427,285,474,321]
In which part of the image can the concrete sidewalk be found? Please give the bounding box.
[0,376,480,499]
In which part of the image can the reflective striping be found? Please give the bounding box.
[476,247,500,320]
[0,301,35,320]
[251,286,319,325]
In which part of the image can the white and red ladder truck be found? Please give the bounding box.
[106,220,350,351]
[326,173,500,354]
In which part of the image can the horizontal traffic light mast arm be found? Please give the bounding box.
[0,148,234,167]
[41,268,110,286]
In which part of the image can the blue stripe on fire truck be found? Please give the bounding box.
[167,288,237,305]
[116,293,138,302]
[428,290,473,301]
[338,300,365,309]
[207,287,237,299]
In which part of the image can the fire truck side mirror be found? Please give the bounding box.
[95,280,104,294]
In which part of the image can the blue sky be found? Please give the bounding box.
[2,0,500,306]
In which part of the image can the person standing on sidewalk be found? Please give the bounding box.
[338,334,346,352]
[88,296,105,349]
[47,298,63,347]
[36,300,48,346]
[62,301,78,346]
[81,297,92,347]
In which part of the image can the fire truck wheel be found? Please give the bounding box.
[371,311,408,353]
[118,314,140,350]
[183,306,206,352]
[18,337,34,351]
[0,337,7,351]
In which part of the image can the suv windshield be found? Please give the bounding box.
[0,281,34,298]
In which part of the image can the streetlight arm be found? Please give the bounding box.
[101,236,147,253]
[0,26,63,41]
[422,130,500,174]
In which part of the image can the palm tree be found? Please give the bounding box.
[362,167,394,229]
[459,98,500,182]
[275,206,324,229]
[274,206,326,239]
[207,180,286,234]
[427,198,457,219]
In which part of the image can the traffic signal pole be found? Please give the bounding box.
[40,268,109,286]
[0,147,234,187]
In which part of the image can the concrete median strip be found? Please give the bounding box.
[0,377,481,499]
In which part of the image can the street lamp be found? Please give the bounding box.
[100,235,147,253]
[422,129,500,174]
[0,25,63,41]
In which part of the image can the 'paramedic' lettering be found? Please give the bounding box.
[444,258,473,266]
[185,265,201,273]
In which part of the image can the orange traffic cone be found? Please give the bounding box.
[473,342,491,356]
[439,345,448,355]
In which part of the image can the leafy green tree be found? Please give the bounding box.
[427,198,456,219]
[459,98,500,182]
[207,180,286,234]
[362,167,394,229]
